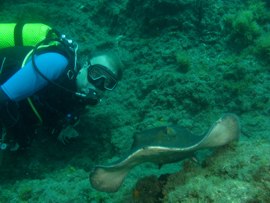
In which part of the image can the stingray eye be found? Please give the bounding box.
[166,127,175,135]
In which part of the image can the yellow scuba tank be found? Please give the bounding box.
[0,23,53,125]
[0,23,77,125]
[0,23,52,48]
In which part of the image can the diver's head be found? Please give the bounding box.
[76,51,123,103]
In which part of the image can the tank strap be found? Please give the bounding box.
[27,98,43,124]
[14,22,24,46]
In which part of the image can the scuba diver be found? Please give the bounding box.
[0,23,123,152]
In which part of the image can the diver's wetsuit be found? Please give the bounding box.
[0,46,84,150]
[1,52,68,101]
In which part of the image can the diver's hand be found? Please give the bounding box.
[57,125,79,144]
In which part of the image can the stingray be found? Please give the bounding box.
[89,113,240,192]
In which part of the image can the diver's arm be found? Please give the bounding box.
[0,52,68,101]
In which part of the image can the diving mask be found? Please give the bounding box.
[87,64,118,91]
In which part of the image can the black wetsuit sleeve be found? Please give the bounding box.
[0,86,9,105]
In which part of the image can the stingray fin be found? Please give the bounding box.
[90,165,129,193]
